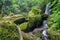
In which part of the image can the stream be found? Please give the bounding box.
[42,20,49,40]
[42,2,51,40]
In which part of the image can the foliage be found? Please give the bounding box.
[0,0,51,15]
[47,1,60,40]
[48,29,60,40]
[0,22,19,40]
[0,21,41,40]
[47,2,60,30]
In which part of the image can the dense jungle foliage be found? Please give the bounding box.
[0,0,60,40]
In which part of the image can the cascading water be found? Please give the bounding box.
[45,2,51,15]
[42,2,51,40]
[28,32,33,35]
[43,20,48,29]
[42,20,49,40]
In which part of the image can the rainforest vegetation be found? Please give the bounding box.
[0,0,60,40]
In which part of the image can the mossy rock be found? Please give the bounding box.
[28,11,36,27]
[22,32,41,40]
[28,8,42,28]
[19,22,28,30]
[1,14,24,23]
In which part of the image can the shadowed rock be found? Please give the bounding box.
[14,18,28,25]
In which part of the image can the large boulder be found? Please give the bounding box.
[27,6,42,32]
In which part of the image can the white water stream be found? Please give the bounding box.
[42,2,51,40]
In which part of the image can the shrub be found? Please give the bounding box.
[48,29,60,40]
[0,22,19,40]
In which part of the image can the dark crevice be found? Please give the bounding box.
[14,18,28,25]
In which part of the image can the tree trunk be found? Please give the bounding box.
[1,2,4,17]
[16,25,23,40]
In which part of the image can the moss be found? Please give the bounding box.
[22,32,41,40]
[31,6,41,15]
[28,7,42,28]
[9,13,14,16]
[1,14,24,23]
[19,22,28,30]
[28,11,36,27]
[41,14,48,20]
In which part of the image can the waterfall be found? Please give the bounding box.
[42,2,51,40]
[42,20,49,40]
[43,20,48,29]
[45,2,51,15]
